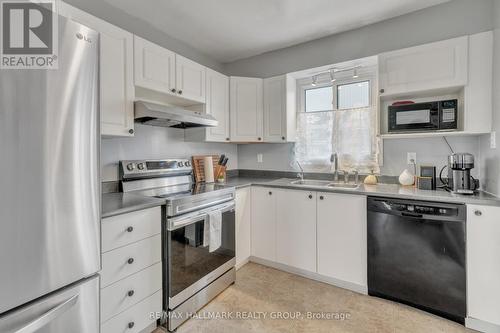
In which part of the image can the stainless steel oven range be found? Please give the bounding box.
[120,159,236,331]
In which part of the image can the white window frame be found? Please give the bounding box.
[298,71,377,114]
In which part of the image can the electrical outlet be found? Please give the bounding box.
[257,153,263,163]
[491,131,497,149]
[407,152,417,165]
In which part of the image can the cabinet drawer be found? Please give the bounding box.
[101,235,161,288]
[101,262,162,322]
[101,290,161,333]
[102,207,161,253]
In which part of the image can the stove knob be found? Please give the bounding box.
[126,163,135,171]
[178,161,184,167]
[137,163,145,170]
[185,161,191,167]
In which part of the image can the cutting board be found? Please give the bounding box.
[192,155,223,183]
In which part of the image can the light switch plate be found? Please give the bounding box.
[491,131,496,149]
[407,152,417,165]
[257,153,263,163]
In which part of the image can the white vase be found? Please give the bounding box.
[399,169,415,186]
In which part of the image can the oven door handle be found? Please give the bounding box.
[167,201,235,231]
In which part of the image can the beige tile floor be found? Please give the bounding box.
[155,263,474,333]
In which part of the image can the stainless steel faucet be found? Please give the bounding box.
[296,161,304,181]
[330,153,338,181]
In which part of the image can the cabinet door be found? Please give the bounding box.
[205,69,230,142]
[175,54,206,103]
[134,36,176,95]
[276,189,316,272]
[467,205,500,326]
[251,187,276,262]
[317,193,367,287]
[60,3,134,137]
[378,36,468,97]
[263,76,286,142]
[236,187,251,267]
[230,77,263,142]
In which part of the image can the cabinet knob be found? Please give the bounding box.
[128,128,134,134]
[282,136,285,140]
[128,322,135,329]
[178,90,183,95]
[379,88,385,94]
[474,210,482,216]
[308,194,313,199]
[127,258,134,265]
[320,196,324,200]
[268,191,272,195]
[126,226,133,233]
[171,88,176,93]
[258,137,262,141]
[127,290,135,297]
[226,138,230,141]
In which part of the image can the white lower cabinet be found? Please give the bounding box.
[251,187,277,261]
[276,189,316,272]
[236,187,252,268]
[317,193,367,288]
[249,186,367,292]
[100,207,162,333]
[467,204,500,329]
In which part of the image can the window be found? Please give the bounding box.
[337,81,370,109]
[295,70,379,174]
[305,86,333,112]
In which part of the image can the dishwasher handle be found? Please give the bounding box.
[401,212,423,218]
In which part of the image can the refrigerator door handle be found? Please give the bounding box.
[14,295,79,333]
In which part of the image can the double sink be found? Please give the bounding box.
[290,179,360,189]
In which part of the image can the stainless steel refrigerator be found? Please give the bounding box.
[0,15,100,332]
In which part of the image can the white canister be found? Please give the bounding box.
[399,169,415,186]
[204,156,214,183]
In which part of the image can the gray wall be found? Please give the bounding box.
[102,125,237,181]
[224,0,493,77]
[479,0,500,196]
[238,136,481,178]
[64,0,224,72]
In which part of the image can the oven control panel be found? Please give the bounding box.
[120,159,192,179]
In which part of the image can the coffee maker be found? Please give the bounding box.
[446,153,477,194]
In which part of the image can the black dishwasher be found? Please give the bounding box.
[367,197,466,323]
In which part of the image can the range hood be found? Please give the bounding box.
[134,100,218,128]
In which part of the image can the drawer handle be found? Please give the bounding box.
[320,196,324,200]
[474,210,482,216]
[308,194,313,199]
[127,258,134,265]
[127,290,135,297]
[268,191,272,195]
[126,226,134,233]
[128,322,135,329]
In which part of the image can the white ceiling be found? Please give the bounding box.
[105,0,450,63]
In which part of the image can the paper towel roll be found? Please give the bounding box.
[204,156,214,183]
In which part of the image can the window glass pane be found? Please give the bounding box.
[305,86,333,112]
[337,81,370,109]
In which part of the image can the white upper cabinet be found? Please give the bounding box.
[276,189,317,272]
[205,69,230,142]
[467,204,500,327]
[378,36,468,97]
[60,2,134,137]
[230,77,264,142]
[317,193,367,290]
[463,31,493,134]
[175,54,206,103]
[263,75,296,142]
[134,35,176,95]
[251,187,276,262]
[133,37,206,104]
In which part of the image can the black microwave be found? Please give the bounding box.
[388,99,458,133]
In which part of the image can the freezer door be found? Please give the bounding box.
[0,275,99,333]
[0,16,100,313]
